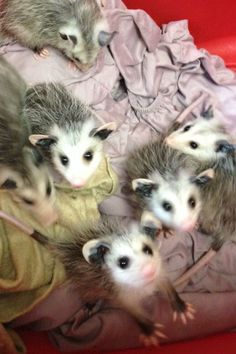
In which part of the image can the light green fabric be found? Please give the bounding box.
[0,156,117,324]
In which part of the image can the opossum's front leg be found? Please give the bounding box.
[33,47,49,59]
[159,279,195,324]
[137,319,167,347]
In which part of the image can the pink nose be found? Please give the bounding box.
[141,264,156,279]
[39,211,58,226]
[181,221,196,232]
[72,181,85,189]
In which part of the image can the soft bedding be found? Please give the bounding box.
[1,0,236,352]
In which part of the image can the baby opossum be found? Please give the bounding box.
[126,137,214,234]
[163,103,236,286]
[165,103,235,161]
[24,82,116,188]
[0,0,115,71]
[24,214,195,346]
[0,57,56,225]
[174,157,236,287]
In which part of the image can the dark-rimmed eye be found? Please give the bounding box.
[188,196,196,209]
[59,33,68,40]
[183,125,191,132]
[162,201,172,212]
[83,151,93,161]
[60,155,69,166]
[142,244,153,256]
[189,141,198,149]
[118,256,130,269]
[22,197,34,205]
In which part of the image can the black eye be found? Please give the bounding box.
[142,244,153,256]
[59,32,68,40]
[183,125,191,132]
[162,201,172,212]
[22,197,34,205]
[83,151,93,161]
[190,141,198,149]
[188,197,196,208]
[118,256,130,269]
[46,183,52,197]
[60,155,69,166]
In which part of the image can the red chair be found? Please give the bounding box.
[18,0,236,352]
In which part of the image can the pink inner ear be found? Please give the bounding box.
[29,134,51,145]
[96,122,117,133]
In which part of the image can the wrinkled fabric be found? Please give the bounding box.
[1,0,236,351]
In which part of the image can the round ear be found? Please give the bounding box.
[132,178,157,198]
[215,140,236,154]
[29,134,57,148]
[90,122,117,140]
[140,211,162,240]
[82,239,111,264]
[191,168,215,186]
[201,104,214,119]
[98,31,117,47]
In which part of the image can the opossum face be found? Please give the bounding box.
[59,16,115,71]
[132,169,214,232]
[83,221,162,291]
[165,118,235,161]
[0,148,57,226]
[30,121,115,188]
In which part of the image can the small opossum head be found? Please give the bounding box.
[132,168,214,232]
[0,147,57,226]
[165,106,235,161]
[29,121,116,188]
[58,0,116,71]
[83,216,162,290]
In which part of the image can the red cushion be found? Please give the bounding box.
[17,1,236,353]
[123,0,236,70]
[19,330,236,354]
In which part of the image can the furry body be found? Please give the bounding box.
[24,83,115,187]
[0,0,112,69]
[31,216,194,343]
[0,57,56,225]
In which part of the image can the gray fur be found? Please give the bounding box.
[197,157,236,250]
[0,0,111,67]
[128,134,236,250]
[0,56,29,173]
[31,216,191,338]
[24,83,92,135]
[0,57,55,223]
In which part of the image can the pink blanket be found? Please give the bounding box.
[3,0,236,351]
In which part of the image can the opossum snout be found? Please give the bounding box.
[36,209,58,226]
[180,220,196,232]
[141,263,156,280]
[71,181,85,189]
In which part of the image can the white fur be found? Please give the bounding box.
[166,117,233,161]
[148,170,201,231]
[0,152,57,226]
[50,120,103,187]
[105,229,162,292]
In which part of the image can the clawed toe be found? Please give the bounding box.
[173,303,195,324]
